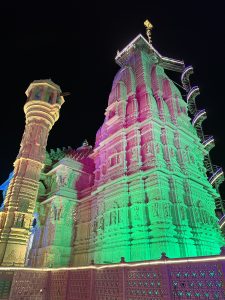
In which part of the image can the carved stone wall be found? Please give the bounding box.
[28,158,85,268]
[74,47,224,266]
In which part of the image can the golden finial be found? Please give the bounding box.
[144,19,153,44]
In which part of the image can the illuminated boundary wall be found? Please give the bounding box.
[0,255,225,299]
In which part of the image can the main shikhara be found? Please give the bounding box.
[0,31,225,271]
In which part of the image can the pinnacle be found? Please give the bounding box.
[82,139,89,147]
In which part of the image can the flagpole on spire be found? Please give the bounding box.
[144,19,153,44]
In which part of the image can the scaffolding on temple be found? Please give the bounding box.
[181,67,225,212]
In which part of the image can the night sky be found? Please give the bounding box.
[1,2,225,201]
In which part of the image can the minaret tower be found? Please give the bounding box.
[0,79,64,266]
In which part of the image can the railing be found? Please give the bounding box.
[209,166,224,185]
[187,86,200,114]
[181,65,194,91]
[219,215,225,229]
[1,255,225,300]
[202,135,215,152]
[192,109,207,126]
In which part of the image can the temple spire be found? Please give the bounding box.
[82,139,89,147]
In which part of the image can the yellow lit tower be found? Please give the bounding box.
[0,79,64,266]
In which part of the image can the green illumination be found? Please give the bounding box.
[28,37,224,268]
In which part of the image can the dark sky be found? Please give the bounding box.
[1,2,225,199]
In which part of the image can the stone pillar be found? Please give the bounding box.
[0,79,64,266]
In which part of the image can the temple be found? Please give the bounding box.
[0,23,225,299]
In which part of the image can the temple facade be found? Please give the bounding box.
[0,31,225,271]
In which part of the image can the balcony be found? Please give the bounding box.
[181,65,194,91]
[192,109,207,127]
[219,215,225,229]
[209,166,224,186]
[202,136,215,152]
[187,86,200,115]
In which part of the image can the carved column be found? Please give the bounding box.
[0,80,64,266]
